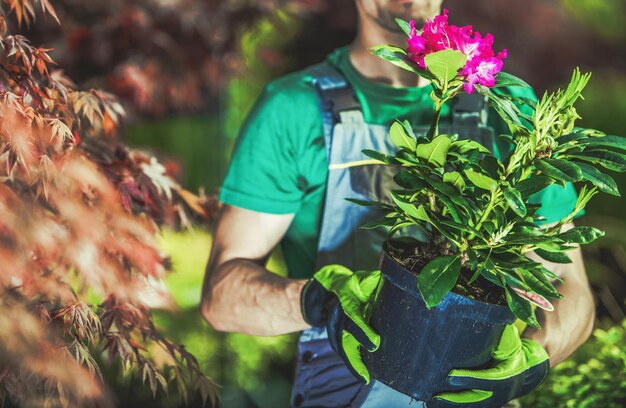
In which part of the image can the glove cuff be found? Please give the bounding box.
[300,278,332,327]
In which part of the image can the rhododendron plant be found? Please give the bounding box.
[358,11,626,327]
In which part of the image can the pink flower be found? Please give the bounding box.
[406,9,507,93]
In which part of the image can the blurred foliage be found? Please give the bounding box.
[224,10,302,141]
[521,320,626,407]
[126,117,226,192]
[560,0,626,41]
[102,228,297,408]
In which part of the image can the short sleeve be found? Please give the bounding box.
[219,85,304,214]
[220,73,324,214]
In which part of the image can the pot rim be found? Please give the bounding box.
[379,248,516,324]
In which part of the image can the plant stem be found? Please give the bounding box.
[427,97,446,140]
[470,189,500,240]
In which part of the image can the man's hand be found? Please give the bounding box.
[301,265,383,382]
[430,325,549,408]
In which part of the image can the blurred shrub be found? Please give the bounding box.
[521,320,626,407]
[114,228,298,408]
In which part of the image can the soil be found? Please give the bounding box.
[384,238,507,306]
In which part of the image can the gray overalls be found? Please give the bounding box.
[290,62,495,407]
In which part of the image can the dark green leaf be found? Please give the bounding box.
[422,178,467,206]
[505,286,540,328]
[525,268,562,299]
[569,150,626,172]
[418,256,461,308]
[557,132,587,144]
[464,169,498,190]
[437,195,462,223]
[516,176,554,198]
[534,248,572,264]
[389,120,417,151]
[503,187,526,217]
[577,135,626,151]
[389,221,415,236]
[558,226,605,245]
[360,216,396,230]
[394,171,427,190]
[362,149,395,164]
[494,72,532,88]
[345,198,391,208]
[390,192,430,221]
[535,158,583,182]
[576,162,620,196]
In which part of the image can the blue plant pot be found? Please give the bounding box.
[361,248,516,402]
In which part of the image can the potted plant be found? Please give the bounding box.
[352,10,626,401]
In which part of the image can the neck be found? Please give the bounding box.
[349,12,435,89]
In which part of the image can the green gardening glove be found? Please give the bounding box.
[430,324,550,408]
[300,265,383,382]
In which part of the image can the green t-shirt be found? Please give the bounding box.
[220,47,579,279]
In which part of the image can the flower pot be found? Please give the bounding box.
[361,243,516,402]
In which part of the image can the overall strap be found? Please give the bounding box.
[308,63,362,160]
[452,93,489,127]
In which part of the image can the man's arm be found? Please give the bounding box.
[523,222,595,367]
[200,204,311,336]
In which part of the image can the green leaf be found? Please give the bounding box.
[464,169,498,190]
[558,226,605,245]
[505,286,540,329]
[362,149,394,164]
[577,135,626,151]
[437,195,462,223]
[415,134,452,167]
[534,248,572,264]
[360,216,397,230]
[394,171,427,190]
[345,198,392,208]
[418,256,461,308]
[494,72,532,88]
[443,171,466,192]
[516,176,554,198]
[503,187,526,217]
[520,268,561,299]
[422,178,474,211]
[511,286,554,312]
[557,132,588,144]
[389,221,415,236]
[390,192,430,221]
[535,158,583,182]
[576,162,620,196]
[395,18,412,36]
[424,49,467,85]
[371,45,428,78]
[569,150,626,172]
[389,120,417,151]
[450,139,490,154]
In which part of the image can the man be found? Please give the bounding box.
[200,1,595,406]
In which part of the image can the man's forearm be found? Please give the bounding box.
[200,259,311,336]
[523,245,595,367]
